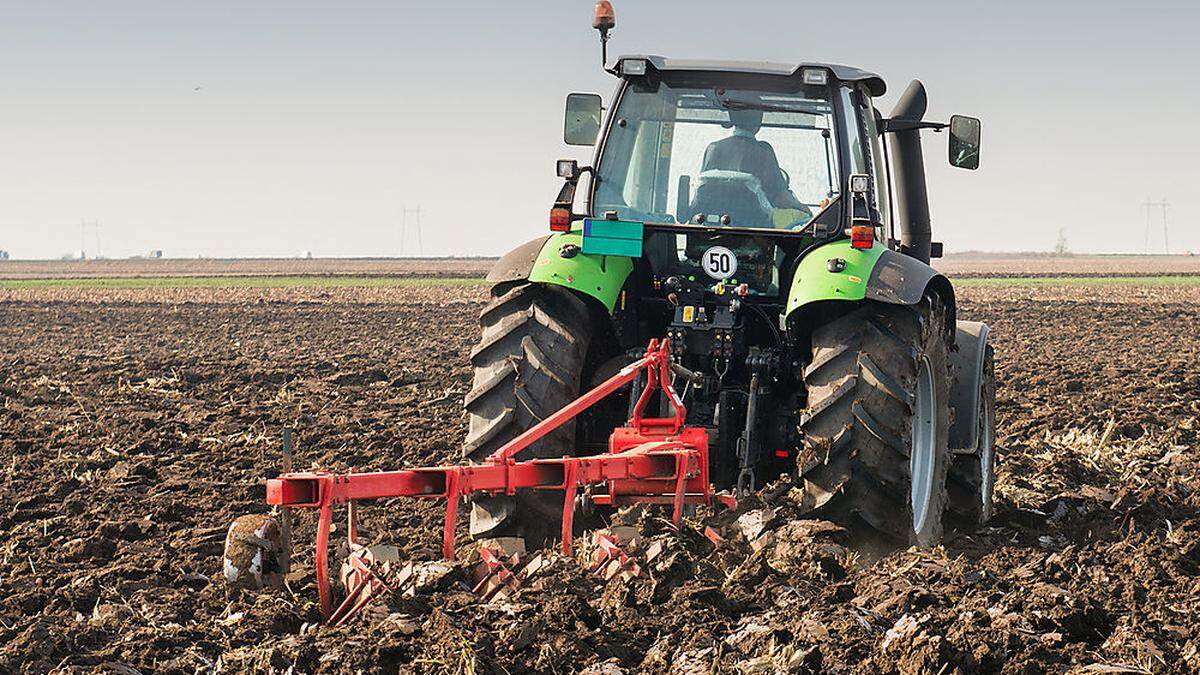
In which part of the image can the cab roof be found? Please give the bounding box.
[616,54,886,97]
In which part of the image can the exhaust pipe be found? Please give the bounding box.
[888,80,932,263]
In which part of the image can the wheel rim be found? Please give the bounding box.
[979,386,996,517]
[910,354,938,534]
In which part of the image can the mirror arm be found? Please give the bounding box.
[880,118,949,134]
[554,180,578,209]
[552,178,594,223]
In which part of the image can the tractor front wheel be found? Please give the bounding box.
[797,297,952,547]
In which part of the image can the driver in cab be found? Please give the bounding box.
[700,108,812,227]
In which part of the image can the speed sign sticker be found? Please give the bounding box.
[701,246,738,280]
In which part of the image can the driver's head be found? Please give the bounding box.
[729,108,763,135]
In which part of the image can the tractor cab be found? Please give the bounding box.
[553,57,902,397]
[562,55,892,273]
[590,60,850,231]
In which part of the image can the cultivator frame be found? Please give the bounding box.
[266,339,714,620]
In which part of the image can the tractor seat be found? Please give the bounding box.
[686,170,773,229]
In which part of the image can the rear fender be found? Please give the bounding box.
[948,321,991,453]
[865,249,956,331]
[784,239,885,316]
[785,241,956,331]
[487,235,551,284]
[486,232,634,313]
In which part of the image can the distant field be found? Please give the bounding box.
[0,257,496,279]
[934,253,1200,277]
[3,253,1199,283]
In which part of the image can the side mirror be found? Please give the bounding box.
[564,93,603,146]
[948,115,981,170]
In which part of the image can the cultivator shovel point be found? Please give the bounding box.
[471,545,523,601]
[588,529,644,581]
[330,542,392,627]
[263,339,714,622]
[470,541,559,602]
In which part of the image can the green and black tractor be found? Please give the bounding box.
[465,4,996,548]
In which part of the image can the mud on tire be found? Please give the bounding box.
[463,281,591,540]
[797,297,952,547]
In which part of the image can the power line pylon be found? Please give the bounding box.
[1141,198,1170,254]
[401,206,424,256]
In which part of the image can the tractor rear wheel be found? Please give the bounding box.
[463,281,592,541]
[947,345,997,529]
[797,297,952,547]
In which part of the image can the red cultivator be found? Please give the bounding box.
[264,339,717,621]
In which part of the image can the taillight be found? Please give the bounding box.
[549,207,572,232]
[850,224,875,249]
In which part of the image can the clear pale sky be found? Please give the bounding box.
[2,1,1197,259]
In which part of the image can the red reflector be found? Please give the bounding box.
[774,449,789,459]
[850,225,875,249]
[550,208,572,232]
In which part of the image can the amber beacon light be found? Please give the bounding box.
[593,1,616,68]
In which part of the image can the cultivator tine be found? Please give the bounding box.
[328,542,400,626]
[328,576,376,627]
[561,462,579,555]
[329,554,389,627]
[315,499,334,621]
[442,469,462,560]
[671,454,687,528]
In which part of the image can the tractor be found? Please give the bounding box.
[234,2,996,622]
[467,4,995,549]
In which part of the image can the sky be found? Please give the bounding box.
[1,0,1198,259]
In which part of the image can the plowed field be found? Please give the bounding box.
[2,283,1198,673]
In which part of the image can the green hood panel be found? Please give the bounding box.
[785,240,886,316]
[528,230,634,312]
